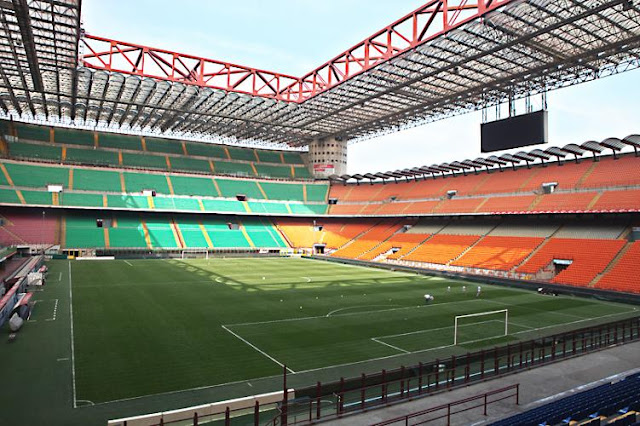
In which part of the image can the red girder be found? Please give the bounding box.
[80,0,515,103]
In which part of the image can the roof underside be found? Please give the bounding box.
[0,0,639,148]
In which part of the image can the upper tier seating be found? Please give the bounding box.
[403,234,481,265]
[451,236,544,271]
[327,155,640,216]
[5,121,310,180]
[0,160,329,216]
[516,238,626,286]
[595,242,640,294]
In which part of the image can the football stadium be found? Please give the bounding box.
[0,1,640,425]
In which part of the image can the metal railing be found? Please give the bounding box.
[372,383,519,426]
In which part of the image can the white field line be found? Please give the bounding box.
[124,260,133,266]
[226,298,495,328]
[371,338,410,354]
[220,325,295,374]
[58,272,62,282]
[326,305,399,317]
[68,261,77,409]
[486,298,585,320]
[294,308,637,376]
[80,308,638,408]
[375,319,506,341]
[302,277,312,283]
[45,298,59,321]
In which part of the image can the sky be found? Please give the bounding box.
[81,1,640,175]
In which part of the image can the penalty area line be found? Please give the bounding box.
[124,260,133,266]
[221,325,295,374]
[371,338,410,354]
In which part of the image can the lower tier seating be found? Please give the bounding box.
[451,236,544,271]
[491,372,640,426]
[403,234,481,265]
[331,221,404,259]
[516,238,626,286]
[0,207,288,250]
[595,242,640,294]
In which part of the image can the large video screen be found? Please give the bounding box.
[481,110,548,153]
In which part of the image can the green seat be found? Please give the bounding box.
[10,142,62,161]
[305,183,329,202]
[65,216,105,248]
[0,188,20,204]
[122,152,168,170]
[55,128,94,146]
[4,162,69,188]
[145,137,184,155]
[203,219,250,248]
[255,164,292,179]
[109,216,147,248]
[216,178,264,199]
[213,161,255,176]
[99,133,142,150]
[153,196,200,211]
[289,203,328,215]
[201,199,246,213]
[247,201,289,214]
[0,166,9,186]
[73,169,122,193]
[61,192,104,207]
[184,142,228,159]
[294,166,312,179]
[123,172,170,194]
[66,147,119,166]
[242,218,286,247]
[16,123,50,142]
[256,150,282,164]
[169,156,211,173]
[176,220,209,248]
[170,175,218,197]
[145,218,179,248]
[227,146,256,162]
[107,194,149,209]
[283,151,304,164]
[21,190,52,206]
[260,182,304,201]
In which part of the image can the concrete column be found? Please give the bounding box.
[307,137,347,178]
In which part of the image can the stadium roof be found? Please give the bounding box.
[1,0,640,148]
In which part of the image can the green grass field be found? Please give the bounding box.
[67,256,639,405]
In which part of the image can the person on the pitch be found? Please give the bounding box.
[476,286,482,297]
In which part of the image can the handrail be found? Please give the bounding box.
[372,383,519,426]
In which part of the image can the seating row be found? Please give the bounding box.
[7,121,304,164]
[1,209,286,249]
[7,140,311,179]
[329,189,640,216]
[330,155,640,203]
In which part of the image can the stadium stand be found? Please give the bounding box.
[330,220,405,259]
[595,242,640,294]
[0,159,328,215]
[490,372,640,426]
[327,155,640,216]
[451,236,544,271]
[5,121,310,180]
[402,234,482,265]
[516,238,626,286]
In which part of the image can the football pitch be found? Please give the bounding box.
[64,256,637,405]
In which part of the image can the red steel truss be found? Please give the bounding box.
[81,0,515,103]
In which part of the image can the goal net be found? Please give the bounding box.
[454,309,508,345]
[181,249,209,259]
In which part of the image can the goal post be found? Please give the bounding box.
[181,248,209,259]
[454,309,508,345]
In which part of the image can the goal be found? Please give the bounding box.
[181,248,209,259]
[454,309,508,345]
